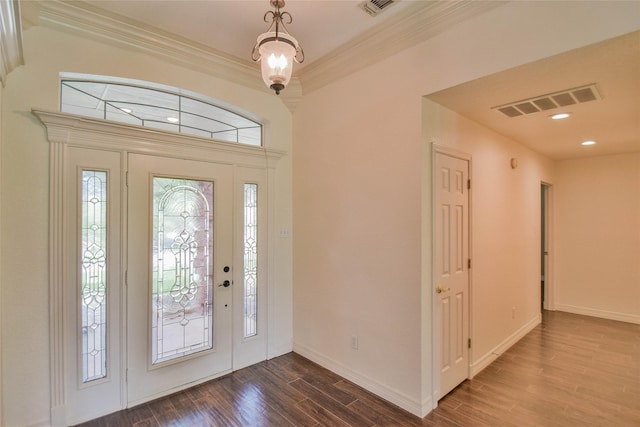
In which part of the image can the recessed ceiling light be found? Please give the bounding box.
[581,140,596,146]
[551,112,571,120]
[167,117,179,123]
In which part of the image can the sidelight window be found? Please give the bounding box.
[80,170,108,382]
[243,183,258,338]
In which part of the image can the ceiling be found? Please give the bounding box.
[24,1,640,160]
[427,31,640,161]
[83,0,416,71]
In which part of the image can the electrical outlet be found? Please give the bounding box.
[351,335,359,350]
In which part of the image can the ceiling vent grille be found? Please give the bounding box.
[359,0,398,16]
[492,84,601,118]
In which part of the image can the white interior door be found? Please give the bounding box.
[435,150,470,398]
[127,153,234,405]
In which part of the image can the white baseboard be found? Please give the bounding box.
[292,343,429,418]
[470,313,541,377]
[555,304,640,324]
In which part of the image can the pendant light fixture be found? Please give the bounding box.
[251,0,304,95]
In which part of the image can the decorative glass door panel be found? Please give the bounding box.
[127,154,233,405]
[232,171,268,371]
[64,148,122,425]
[243,183,258,338]
[81,170,109,382]
[152,177,214,364]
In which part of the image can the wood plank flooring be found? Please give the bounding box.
[77,311,640,426]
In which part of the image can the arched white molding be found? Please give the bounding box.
[0,0,24,86]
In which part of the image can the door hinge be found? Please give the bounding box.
[125,171,129,187]
[468,338,471,349]
[467,179,471,190]
[125,368,128,383]
[468,259,471,269]
[125,271,128,286]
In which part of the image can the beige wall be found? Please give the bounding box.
[555,153,640,322]
[2,1,640,425]
[292,1,638,416]
[1,26,293,427]
[423,101,555,372]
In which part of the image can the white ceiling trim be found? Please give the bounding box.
[27,0,305,111]
[28,2,271,89]
[298,0,506,94]
[0,0,24,87]
[24,0,504,102]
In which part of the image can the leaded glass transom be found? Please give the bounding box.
[152,177,214,364]
[244,184,258,338]
[60,77,262,146]
[81,170,108,382]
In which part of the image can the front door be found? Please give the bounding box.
[127,153,234,405]
[435,150,470,398]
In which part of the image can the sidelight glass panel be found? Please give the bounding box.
[152,177,214,364]
[243,184,258,338]
[81,170,108,382]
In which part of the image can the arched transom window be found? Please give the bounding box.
[60,74,262,146]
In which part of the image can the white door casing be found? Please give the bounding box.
[434,147,470,399]
[37,110,284,426]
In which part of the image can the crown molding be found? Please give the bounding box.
[297,0,506,94]
[0,0,24,86]
[23,0,303,111]
[22,0,505,105]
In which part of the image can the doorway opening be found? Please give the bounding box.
[540,183,551,311]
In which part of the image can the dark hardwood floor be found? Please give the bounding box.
[78,311,640,426]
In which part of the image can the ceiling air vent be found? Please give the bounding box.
[359,0,398,16]
[492,84,601,118]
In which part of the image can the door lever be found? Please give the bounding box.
[218,280,231,288]
[436,285,450,294]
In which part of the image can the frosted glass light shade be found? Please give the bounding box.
[256,31,298,94]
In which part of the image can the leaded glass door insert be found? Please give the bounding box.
[152,177,214,364]
[81,170,108,382]
[243,183,258,338]
[64,147,122,425]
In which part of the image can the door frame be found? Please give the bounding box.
[541,182,555,311]
[430,143,472,407]
[36,110,285,426]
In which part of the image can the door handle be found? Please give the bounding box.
[218,280,231,288]
[436,285,450,294]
